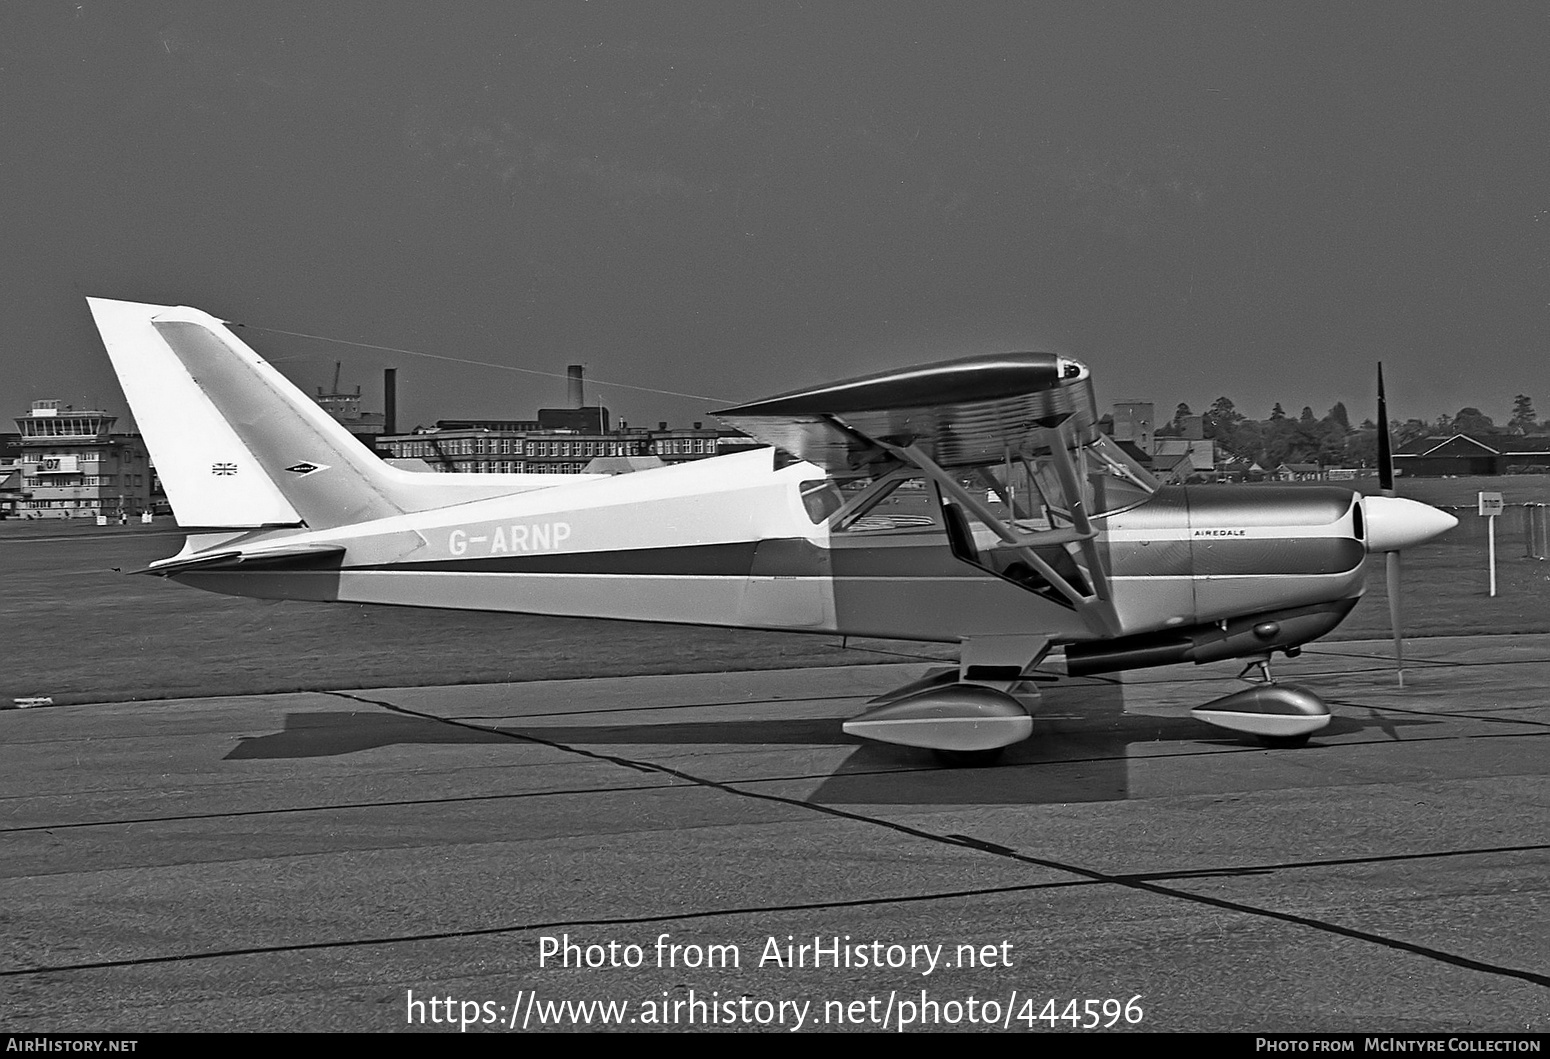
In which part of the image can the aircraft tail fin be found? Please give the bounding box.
[88,298,409,531]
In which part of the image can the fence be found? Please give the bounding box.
[1526,503,1549,560]
[1435,503,1548,559]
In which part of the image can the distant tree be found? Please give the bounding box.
[1344,428,1378,468]
[1452,407,1495,434]
[1510,395,1537,433]
[1327,402,1350,431]
[1269,402,1287,421]
[1156,402,1189,437]
[1258,412,1295,452]
[1226,420,1265,464]
[1316,420,1348,465]
[1281,412,1324,465]
[1203,396,1243,440]
[1263,424,1293,468]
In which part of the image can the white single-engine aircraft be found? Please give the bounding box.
[88,298,1457,764]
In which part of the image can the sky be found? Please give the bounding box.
[2,1,1547,433]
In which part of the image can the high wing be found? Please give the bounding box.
[716,352,1098,473]
[717,353,1142,633]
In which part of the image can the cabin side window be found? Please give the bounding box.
[799,473,943,534]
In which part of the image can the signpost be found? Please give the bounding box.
[1479,492,1503,596]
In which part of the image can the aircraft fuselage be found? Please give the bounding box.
[170,451,1369,654]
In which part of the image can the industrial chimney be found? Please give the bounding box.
[567,365,584,409]
[383,368,397,436]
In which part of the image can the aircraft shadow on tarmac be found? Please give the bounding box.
[226,709,512,759]
[224,683,1440,806]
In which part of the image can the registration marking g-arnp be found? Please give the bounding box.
[448,522,572,556]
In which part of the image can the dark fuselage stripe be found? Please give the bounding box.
[337,535,1365,579]
[1181,537,1364,577]
[379,542,762,577]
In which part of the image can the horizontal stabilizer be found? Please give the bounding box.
[141,544,347,577]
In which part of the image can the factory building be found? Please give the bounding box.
[1109,401,1155,456]
[378,420,752,474]
[9,362,758,522]
[314,364,390,447]
[12,400,152,519]
[1108,401,1217,478]
[375,364,761,474]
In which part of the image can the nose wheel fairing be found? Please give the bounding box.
[1190,683,1332,740]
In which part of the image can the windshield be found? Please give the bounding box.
[991,435,1158,527]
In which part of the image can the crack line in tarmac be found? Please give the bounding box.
[0,879,1095,977]
[1301,650,1550,684]
[0,782,679,833]
[440,691,878,721]
[446,687,1548,724]
[8,726,1547,836]
[1328,700,1550,729]
[9,707,1544,835]
[1108,649,1550,687]
[322,691,1550,992]
[7,836,1545,979]
[8,691,1543,988]
[1300,648,1471,670]
[23,644,1547,711]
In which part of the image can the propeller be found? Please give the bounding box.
[1361,365,1457,685]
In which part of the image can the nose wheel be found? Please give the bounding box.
[1257,732,1312,749]
[932,746,1007,768]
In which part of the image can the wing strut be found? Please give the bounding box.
[1044,425,1113,605]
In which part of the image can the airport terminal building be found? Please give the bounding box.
[11,400,152,519]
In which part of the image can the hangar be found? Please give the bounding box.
[1394,432,1550,477]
